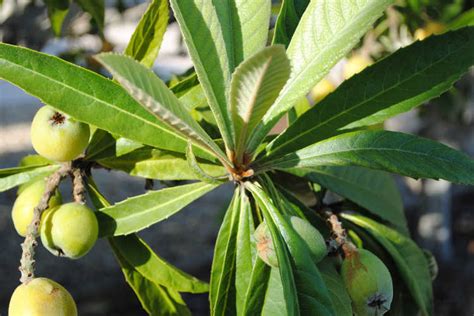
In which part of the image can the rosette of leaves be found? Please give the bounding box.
[1,0,473,314]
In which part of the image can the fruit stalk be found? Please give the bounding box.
[19,163,71,284]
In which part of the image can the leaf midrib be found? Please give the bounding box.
[267,34,469,156]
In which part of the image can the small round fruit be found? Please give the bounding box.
[311,78,336,103]
[12,179,61,237]
[31,105,90,162]
[41,202,99,259]
[9,277,77,316]
[341,248,393,316]
[254,216,327,268]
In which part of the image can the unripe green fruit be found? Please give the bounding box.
[31,106,90,162]
[254,216,328,268]
[8,277,77,316]
[341,249,393,316]
[41,202,99,259]
[12,180,61,237]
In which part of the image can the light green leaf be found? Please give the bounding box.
[124,0,169,68]
[247,0,393,154]
[87,179,192,315]
[288,166,408,233]
[266,27,474,157]
[95,53,230,165]
[109,239,191,316]
[262,268,288,316]
[247,182,335,315]
[210,188,240,316]
[97,182,218,236]
[235,192,255,315]
[264,130,474,185]
[186,142,227,184]
[272,0,310,47]
[0,44,212,159]
[44,0,70,36]
[115,137,143,157]
[241,258,271,316]
[0,165,60,192]
[170,0,270,150]
[98,147,226,181]
[448,9,474,30]
[317,259,352,316]
[231,45,290,160]
[342,213,433,316]
[111,234,209,294]
[76,0,105,33]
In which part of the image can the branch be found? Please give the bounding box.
[19,163,71,283]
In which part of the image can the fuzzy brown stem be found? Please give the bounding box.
[19,163,71,284]
[71,167,86,204]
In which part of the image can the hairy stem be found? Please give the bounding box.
[71,166,86,204]
[19,163,71,283]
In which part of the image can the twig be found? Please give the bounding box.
[320,208,357,257]
[71,166,86,204]
[19,163,71,283]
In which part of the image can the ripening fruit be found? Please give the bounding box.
[41,202,99,259]
[254,216,328,268]
[31,105,90,162]
[311,78,336,103]
[12,179,61,237]
[341,248,393,316]
[8,277,77,316]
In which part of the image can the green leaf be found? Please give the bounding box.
[247,182,335,316]
[231,45,290,160]
[116,137,144,156]
[111,234,209,294]
[18,155,52,167]
[109,239,191,316]
[97,181,218,236]
[87,178,192,315]
[44,0,70,36]
[186,142,227,184]
[272,0,310,47]
[266,27,474,157]
[85,129,116,161]
[262,268,288,316]
[98,147,226,181]
[210,188,240,316]
[95,53,230,165]
[241,258,271,316]
[288,166,408,233]
[76,0,105,33]
[317,259,352,316]
[0,44,211,159]
[0,165,60,192]
[448,9,474,30]
[264,130,474,185]
[235,191,255,315]
[341,213,433,316]
[246,0,393,154]
[124,0,169,68]
[170,0,271,149]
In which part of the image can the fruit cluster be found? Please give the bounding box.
[254,216,394,316]
[9,106,97,315]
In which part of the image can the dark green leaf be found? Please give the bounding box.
[76,0,105,33]
[241,258,271,316]
[272,0,310,47]
[288,166,408,233]
[317,259,352,316]
[265,27,474,157]
[97,182,218,236]
[265,130,474,185]
[44,0,70,36]
[85,129,116,161]
[124,0,169,68]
